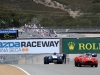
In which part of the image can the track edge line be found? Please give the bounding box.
[9,64,30,75]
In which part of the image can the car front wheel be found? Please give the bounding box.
[91,65,93,67]
[78,62,82,67]
[75,62,78,67]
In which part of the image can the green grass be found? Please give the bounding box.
[0,0,66,14]
[52,0,94,11]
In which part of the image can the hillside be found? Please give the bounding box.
[52,0,94,11]
[0,0,97,17]
[0,0,66,15]
[0,0,100,28]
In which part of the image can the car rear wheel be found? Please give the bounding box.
[44,59,49,64]
[95,64,98,67]
[57,61,62,64]
[60,61,63,64]
[57,62,59,64]
[44,61,46,64]
[46,60,49,64]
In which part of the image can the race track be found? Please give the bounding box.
[15,54,100,75]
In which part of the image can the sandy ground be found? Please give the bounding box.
[0,65,27,75]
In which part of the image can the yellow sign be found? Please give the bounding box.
[78,43,100,50]
[68,42,75,51]
[4,33,15,38]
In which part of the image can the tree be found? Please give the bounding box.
[0,20,6,24]
[10,18,14,22]
[34,16,38,20]
[93,0,100,4]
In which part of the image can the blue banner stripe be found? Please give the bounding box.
[0,30,17,33]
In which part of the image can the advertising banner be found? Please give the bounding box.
[0,30,18,39]
[0,39,60,54]
[62,38,100,53]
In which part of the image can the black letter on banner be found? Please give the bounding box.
[21,42,26,47]
[27,42,31,47]
[42,41,49,47]
[50,41,54,47]
[54,41,59,47]
[32,42,36,47]
[37,41,41,47]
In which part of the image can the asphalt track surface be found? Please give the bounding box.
[15,54,100,75]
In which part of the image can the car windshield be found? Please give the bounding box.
[83,53,92,56]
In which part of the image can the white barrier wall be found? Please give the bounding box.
[0,39,60,54]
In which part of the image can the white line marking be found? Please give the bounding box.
[9,65,30,75]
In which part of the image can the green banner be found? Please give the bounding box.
[62,38,100,53]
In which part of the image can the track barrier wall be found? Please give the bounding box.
[0,38,99,64]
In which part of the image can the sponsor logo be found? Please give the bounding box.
[68,42,75,51]
[4,33,15,38]
[67,42,100,51]
[0,42,20,48]
[21,41,59,47]
[0,30,17,33]
[78,43,100,50]
[0,42,22,52]
[0,42,27,52]
[0,40,59,53]
[22,48,29,52]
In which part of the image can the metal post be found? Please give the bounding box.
[60,38,62,54]
[37,55,38,64]
[25,54,26,64]
[66,54,70,64]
